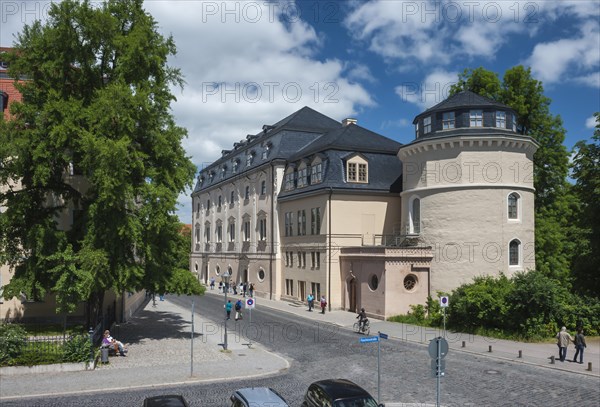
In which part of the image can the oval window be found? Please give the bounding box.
[258,269,266,282]
[215,265,220,276]
[404,274,418,291]
[369,274,379,291]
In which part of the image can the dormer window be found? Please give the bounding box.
[311,163,323,184]
[246,152,254,167]
[284,171,295,191]
[496,111,506,128]
[297,167,308,188]
[232,160,239,173]
[415,121,419,138]
[470,110,483,127]
[346,156,368,183]
[221,166,227,179]
[423,116,432,134]
[442,112,455,129]
[262,143,271,159]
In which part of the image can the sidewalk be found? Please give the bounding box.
[204,289,600,377]
[0,299,289,400]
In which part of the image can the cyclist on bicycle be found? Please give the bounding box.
[356,308,368,331]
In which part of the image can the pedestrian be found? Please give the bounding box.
[243,282,248,297]
[225,300,232,320]
[573,328,587,364]
[234,299,243,320]
[159,293,164,301]
[232,283,237,295]
[320,295,327,314]
[307,293,314,312]
[218,281,223,292]
[210,277,215,290]
[249,283,254,298]
[556,326,574,362]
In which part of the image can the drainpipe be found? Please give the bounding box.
[269,160,275,300]
[328,187,332,312]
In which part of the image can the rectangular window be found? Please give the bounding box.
[297,210,306,236]
[259,218,267,241]
[261,180,266,195]
[297,251,302,268]
[285,279,294,296]
[218,195,222,208]
[311,163,323,184]
[216,224,222,242]
[205,226,211,242]
[230,190,235,204]
[315,251,320,268]
[311,207,321,235]
[289,251,293,267]
[232,161,238,173]
[347,162,357,181]
[302,252,306,268]
[423,116,432,133]
[246,154,253,167]
[442,112,455,129]
[470,110,483,127]
[358,163,367,182]
[229,222,236,242]
[243,220,251,242]
[496,111,506,128]
[415,122,419,138]
[195,227,201,243]
[206,199,210,213]
[284,172,295,191]
[245,186,250,200]
[285,212,294,237]
[285,252,289,267]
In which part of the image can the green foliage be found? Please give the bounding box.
[388,295,445,327]
[0,324,27,365]
[448,271,600,340]
[62,334,92,363]
[0,0,197,325]
[570,113,600,297]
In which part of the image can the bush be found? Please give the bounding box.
[62,334,92,363]
[0,324,27,366]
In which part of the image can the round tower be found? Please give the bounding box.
[398,91,538,294]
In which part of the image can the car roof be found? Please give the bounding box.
[234,387,288,405]
[310,379,371,400]
[143,395,189,407]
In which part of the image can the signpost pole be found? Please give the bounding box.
[377,335,381,404]
[436,338,441,407]
[190,297,194,377]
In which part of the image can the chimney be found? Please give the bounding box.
[342,118,357,126]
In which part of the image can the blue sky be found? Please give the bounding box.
[1,0,598,222]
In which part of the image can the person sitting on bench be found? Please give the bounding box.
[102,330,127,356]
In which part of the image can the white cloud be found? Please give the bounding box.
[586,115,598,129]
[526,21,600,85]
[395,70,458,109]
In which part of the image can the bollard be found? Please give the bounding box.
[88,327,94,366]
[488,345,492,353]
[462,341,466,348]
[550,355,555,364]
[587,362,592,371]
[518,350,522,358]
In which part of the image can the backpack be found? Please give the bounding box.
[235,300,242,311]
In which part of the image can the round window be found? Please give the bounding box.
[258,268,265,282]
[368,274,379,291]
[404,274,418,291]
[215,265,220,276]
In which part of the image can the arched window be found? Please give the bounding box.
[509,239,521,266]
[508,193,519,220]
[409,197,421,234]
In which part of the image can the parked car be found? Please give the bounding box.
[302,379,383,407]
[143,395,190,407]
[230,387,289,407]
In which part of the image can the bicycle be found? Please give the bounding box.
[353,319,370,335]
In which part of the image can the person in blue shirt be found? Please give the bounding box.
[225,300,232,320]
[307,293,314,312]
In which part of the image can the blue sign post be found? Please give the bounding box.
[359,336,379,343]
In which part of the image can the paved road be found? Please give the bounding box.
[1,293,598,406]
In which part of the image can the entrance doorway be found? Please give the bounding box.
[298,281,306,302]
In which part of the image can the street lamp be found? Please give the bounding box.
[222,269,231,350]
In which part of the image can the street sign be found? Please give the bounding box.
[428,337,449,359]
[245,298,255,309]
[431,359,446,377]
[360,336,379,343]
[379,332,388,340]
[440,296,449,308]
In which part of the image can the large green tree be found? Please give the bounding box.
[570,113,600,296]
[0,0,202,326]
[450,66,576,283]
